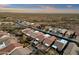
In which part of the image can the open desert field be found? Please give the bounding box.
[0,13,79,33]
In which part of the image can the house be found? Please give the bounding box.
[52,39,68,52]
[1,43,33,55]
[43,36,57,47]
[60,29,67,36]
[28,31,40,38]
[0,43,23,55]
[0,39,17,50]
[22,28,51,43]
[0,30,34,55]
[0,34,10,43]
[34,31,44,36]
[31,32,45,46]
[22,28,33,36]
[25,30,34,37]
[65,30,76,38]
[0,33,18,47]
[0,31,18,50]
[10,47,32,55]
[4,38,18,47]
[0,32,11,49]
[22,28,36,41]
[34,31,45,42]
[44,34,51,38]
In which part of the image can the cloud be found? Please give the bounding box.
[66,5,73,8]
[39,6,56,10]
[31,5,56,10]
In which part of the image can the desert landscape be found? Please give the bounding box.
[0,13,79,32]
[0,12,79,55]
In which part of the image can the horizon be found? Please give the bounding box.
[0,4,79,13]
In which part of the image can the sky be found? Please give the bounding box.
[0,4,79,13]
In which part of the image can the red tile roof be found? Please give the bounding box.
[34,31,44,36]
[52,40,64,51]
[10,47,32,55]
[43,36,57,47]
[36,44,49,52]
[33,32,45,42]
[0,43,22,53]
[4,39,18,46]
[35,34,45,42]
[22,28,34,35]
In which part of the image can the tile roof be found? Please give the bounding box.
[34,31,44,36]
[33,32,45,42]
[44,34,51,38]
[4,39,18,46]
[36,44,49,52]
[43,36,57,47]
[0,35,10,43]
[52,40,67,51]
[0,51,8,55]
[0,43,22,54]
[22,28,34,36]
[35,35,45,42]
[10,47,32,55]
[25,30,34,36]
